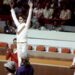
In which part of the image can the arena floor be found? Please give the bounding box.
[0,55,74,75]
[0,55,72,67]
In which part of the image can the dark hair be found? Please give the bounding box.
[17,14,26,19]
[22,58,30,66]
[13,38,16,41]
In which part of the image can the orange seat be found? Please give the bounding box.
[27,45,33,50]
[36,45,45,51]
[61,48,71,53]
[0,42,8,49]
[48,47,57,52]
[0,42,8,48]
[0,42,8,55]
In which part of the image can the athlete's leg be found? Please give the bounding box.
[21,43,28,57]
[17,43,22,67]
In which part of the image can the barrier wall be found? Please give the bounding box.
[0,29,75,49]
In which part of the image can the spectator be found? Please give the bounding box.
[4,61,16,75]
[16,53,34,75]
[43,3,54,19]
[33,4,43,18]
[4,20,12,34]
[14,4,22,15]
[6,38,18,68]
[59,5,71,25]
[31,13,40,29]
[31,2,41,29]
[4,20,16,34]
[59,7,71,20]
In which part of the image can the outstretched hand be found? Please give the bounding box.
[9,0,14,8]
[28,0,33,8]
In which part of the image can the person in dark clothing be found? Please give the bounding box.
[16,53,34,75]
[4,20,11,34]
[4,20,16,34]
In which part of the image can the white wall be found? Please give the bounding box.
[28,29,75,42]
[0,33,15,44]
[0,29,75,49]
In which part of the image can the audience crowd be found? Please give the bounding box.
[0,0,75,33]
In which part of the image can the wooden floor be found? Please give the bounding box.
[30,58,72,68]
[0,55,74,75]
[0,55,72,67]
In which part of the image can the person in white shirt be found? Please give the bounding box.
[9,0,33,67]
[59,6,71,20]
[43,4,54,19]
[33,4,43,18]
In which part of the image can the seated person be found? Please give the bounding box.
[59,5,71,25]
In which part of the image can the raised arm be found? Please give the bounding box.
[9,0,20,27]
[26,1,33,27]
[10,9,20,27]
